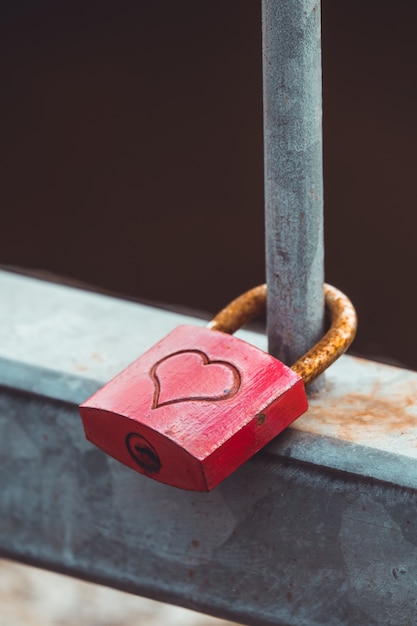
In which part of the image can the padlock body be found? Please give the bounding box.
[80,325,308,491]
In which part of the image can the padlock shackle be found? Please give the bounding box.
[291,284,357,385]
[208,283,357,386]
[207,284,267,335]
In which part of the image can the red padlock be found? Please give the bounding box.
[79,284,356,491]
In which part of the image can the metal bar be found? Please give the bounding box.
[262,0,325,366]
[2,271,417,625]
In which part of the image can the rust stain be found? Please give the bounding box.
[75,353,105,372]
[256,413,267,426]
[295,379,417,444]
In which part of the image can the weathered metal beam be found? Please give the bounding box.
[262,0,325,366]
[2,271,417,626]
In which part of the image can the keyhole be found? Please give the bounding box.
[126,433,161,473]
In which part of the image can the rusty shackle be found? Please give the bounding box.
[207,283,357,386]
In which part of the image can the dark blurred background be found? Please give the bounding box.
[1,1,416,368]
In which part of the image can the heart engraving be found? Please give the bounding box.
[150,350,241,409]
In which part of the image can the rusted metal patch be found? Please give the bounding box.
[295,355,417,458]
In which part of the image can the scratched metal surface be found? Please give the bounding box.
[2,270,417,626]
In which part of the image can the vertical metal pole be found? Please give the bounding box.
[262,0,325,372]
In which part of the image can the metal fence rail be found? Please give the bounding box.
[2,271,417,626]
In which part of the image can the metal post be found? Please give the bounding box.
[262,0,325,369]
